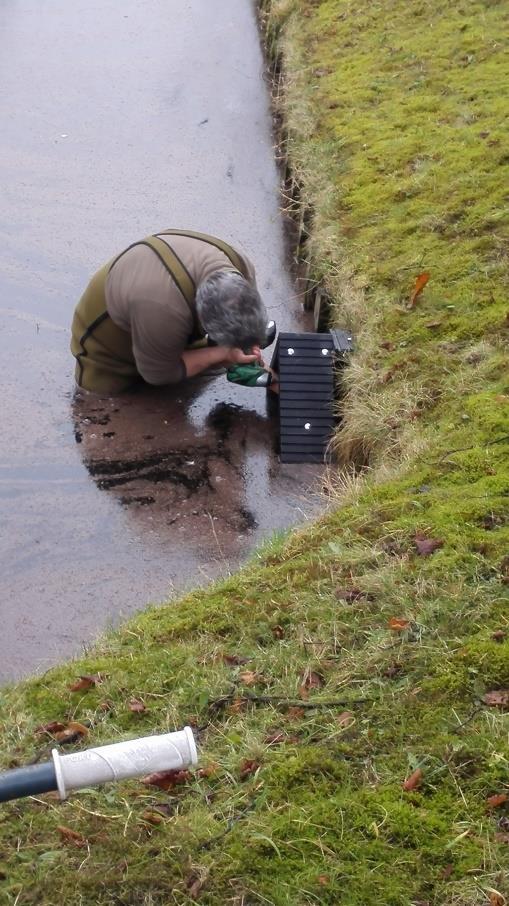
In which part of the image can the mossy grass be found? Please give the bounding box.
[1,1,508,903]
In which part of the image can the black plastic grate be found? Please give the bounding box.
[272,330,353,463]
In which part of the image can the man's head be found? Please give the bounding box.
[196,271,268,351]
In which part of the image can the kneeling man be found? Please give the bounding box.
[71,228,268,394]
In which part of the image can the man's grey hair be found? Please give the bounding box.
[196,271,268,350]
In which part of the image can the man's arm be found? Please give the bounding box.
[181,345,262,379]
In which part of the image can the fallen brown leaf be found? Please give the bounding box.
[388,617,410,631]
[487,793,508,809]
[334,586,355,601]
[336,711,354,727]
[334,586,372,603]
[383,662,403,678]
[141,769,192,791]
[186,868,210,899]
[402,768,423,791]
[150,803,176,819]
[382,538,406,556]
[128,698,146,713]
[239,670,261,686]
[409,272,430,308]
[239,759,260,780]
[299,669,324,701]
[381,362,405,384]
[222,653,250,666]
[481,513,503,530]
[304,670,325,689]
[317,875,330,886]
[495,833,509,843]
[300,670,324,695]
[197,763,218,779]
[473,541,489,556]
[264,731,286,745]
[415,534,444,556]
[147,800,177,818]
[425,320,443,329]
[54,721,89,744]
[57,825,87,848]
[264,731,299,746]
[35,721,67,736]
[483,690,509,709]
[440,863,453,880]
[491,630,506,642]
[473,536,490,556]
[489,891,506,906]
[188,879,204,898]
[228,698,246,714]
[380,341,395,352]
[271,625,285,639]
[184,716,199,729]
[69,674,103,692]
[142,809,164,825]
[286,707,306,720]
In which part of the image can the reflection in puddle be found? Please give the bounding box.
[71,381,285,547]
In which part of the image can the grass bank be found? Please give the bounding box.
[1,1,508,903]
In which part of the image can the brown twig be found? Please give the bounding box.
[435,434,509,465]
[451,705,483,734]
[209,691,371,712]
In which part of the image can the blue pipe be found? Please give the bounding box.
[0,761,57,803]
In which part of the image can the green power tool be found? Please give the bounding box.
[226,363,273,387]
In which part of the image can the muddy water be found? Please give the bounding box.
[0,0,321,682]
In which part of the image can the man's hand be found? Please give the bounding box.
[221,345,263,367]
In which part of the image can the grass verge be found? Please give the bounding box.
[1,1,508,903]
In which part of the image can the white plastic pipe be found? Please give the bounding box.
[51,727,197,800]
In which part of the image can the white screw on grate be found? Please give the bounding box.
[304,423,311,430]
[287,348,294,355]
[321,348,329,356]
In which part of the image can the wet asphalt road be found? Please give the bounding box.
[0,0,321,682]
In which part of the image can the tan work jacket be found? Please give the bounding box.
[70,229,255,394]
